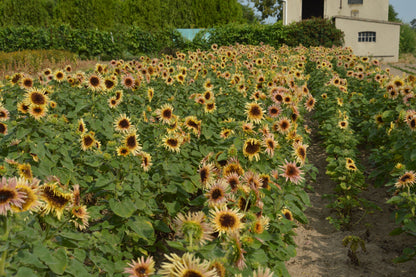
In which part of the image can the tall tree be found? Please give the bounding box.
[388,4,401,22]
[248,0,283,22]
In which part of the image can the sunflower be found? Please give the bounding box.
[124,256,155,277]
[122,75,135,89]
[271,91,284,103]
[203,90,214,101]
[108,96,121,108]
[17,163,33,181]
[374,114,384,127]
[140,152,152,172]
[29,105,48,120]
[220,128,234,139]
[54,70,66,82]
[80,132,96,151]
[210,206,244,236]
[346,163,357,171]
[274,117,291,134]
[0,177,26,215]
[281,208,294,221]
[77,118,87,134]
[11,177,41,213]
[338,120,348,129]
[204,78,214,90]
[407,117,416,130]
[305,95,316,112]
[263,134,277,157]
[223,158,244,176]
[0,106,9,122]
[395,171,416,190]
[163,135,181,153]
[114,145,129,159]
[70,205,90,230]
[147,87,154,102]
[225,173,240,192]
[21,76,34,89]
[114,114,133,133]
[279,160,304,184]
[242,122,254,133]
[87,74,103,91]
[103,76,117,91]
[184,116,201,136]
[0,122,7,135]
[159,252,217,277]
[199,162,216,186]
[173,211,214,247]
[156,104,174,124]
[267,104,281,118]
[124,131,142,155]
[205,180,229,207]
[245,102,264,124]
[252,215,270,234]
[209,261,226,277]
[204,101,216,113]
[243,138,261,162]
[115,90,123,101]
[294,142,307,164]
[40,182,73,220]
[253,267,274,277]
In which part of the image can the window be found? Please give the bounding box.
[358,31,376,42]
[348,0,363,4]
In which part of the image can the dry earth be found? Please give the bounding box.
[285,117,416,277]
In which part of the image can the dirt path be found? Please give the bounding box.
[285,121,416,277]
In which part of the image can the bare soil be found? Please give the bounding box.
[285,119,416,277]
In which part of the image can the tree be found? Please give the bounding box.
[388,4,401,23]
[411,18,416,29]
[248,0,283,22]
[241,4,260,24]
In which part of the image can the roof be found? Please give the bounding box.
[332,15,402,25]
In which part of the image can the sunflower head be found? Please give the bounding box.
[40,182,73,220]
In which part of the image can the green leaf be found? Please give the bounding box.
[34,245,68,275]
[127,216,155,244]
[66,258,90,277]
[109,198,137,218]
[15,267,36,277]
[166,240,186,251]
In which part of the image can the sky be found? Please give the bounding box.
[389,0,416,23]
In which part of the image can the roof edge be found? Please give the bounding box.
[332,15,402,25]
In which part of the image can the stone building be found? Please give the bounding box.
[282,0,401,62]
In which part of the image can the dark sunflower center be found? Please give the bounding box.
[56,72,63,79]
[43,186,70,208]
[0,112,5,118]
[270,108,278,115]
[119,119,130,128]
[33,107,43,114]
[219,213,236,228]
[411,119,416,128]
[341,122,346,127]
[297,148,305,158]
[281,121,289,129]
[162,109,172,119]
[143,157,149,166]
[275,94,283,102]
[376,116,383,123]
[200,168,208,182]
[121,149,128,155]
[211,188,223,200]
[400,175,411,182]
[204,92,211,100]
[250,106,261,116]
[0,123,6,134]
[284,97,291,103]
[12,75,20,83]
[207,103,214,109]
[78,124,84,132]
[125,78,133,86]
[267,140,274,148]
[126,136,137,148]
[31,93,46,105]
[24,79,33,87]
[308,99,314,106]
[245,141,260,154]
[0,190,14,203]
[183,270,202,277]
[111,99,117,105]
[284,212,292,220]
[84,135,94,147]
[105,79,114,89]
[228,178,238,190]
[135,266,147,275]
[187,120,198,129]
[167,139,178,147]
[90,77,100,86]
[286,165,296,176]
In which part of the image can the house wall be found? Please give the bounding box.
[326,0,389,21]
[335,17,400,62]
[285,0,389,24]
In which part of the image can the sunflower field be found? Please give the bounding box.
[0,43,415,277]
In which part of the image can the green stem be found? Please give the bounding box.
[0,217,9,276]
[0,249,8,277]
[43,218,69,242]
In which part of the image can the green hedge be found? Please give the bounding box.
[0,19,344,59]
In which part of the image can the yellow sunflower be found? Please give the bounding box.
[210,206,244,236]
[40,182,73,220]
[243,138,262,162]
[245,102,264,124]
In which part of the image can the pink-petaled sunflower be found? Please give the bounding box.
[263,133,278,157]
[305,95,316,112]
[267,104,281,118]
[0,177,26,215]
[198,162,216,186]
[279,160,304,184]
[205,179,229,207]
[273,117,291,134]
[0,106,9,121]
[124,256,155,277]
